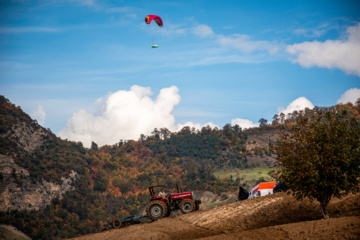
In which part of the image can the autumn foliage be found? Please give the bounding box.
[276,105,360,219]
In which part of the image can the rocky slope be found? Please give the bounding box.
[2,122,48,155]
[0,96,81,212]
[0,154,78,212]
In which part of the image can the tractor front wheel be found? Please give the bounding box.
[179,199,195,214]
[146,200,168,221]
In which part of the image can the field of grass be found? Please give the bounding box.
[214,167,275,189]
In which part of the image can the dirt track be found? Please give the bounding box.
[70,193,360,240]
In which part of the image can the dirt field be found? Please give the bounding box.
[69,192,360,240]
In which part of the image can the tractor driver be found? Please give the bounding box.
[158,189,169,204]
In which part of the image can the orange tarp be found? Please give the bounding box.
[252,182,277,194]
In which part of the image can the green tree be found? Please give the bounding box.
[91,141,98,151]
[276,107,360,219]
[258,118,268,128]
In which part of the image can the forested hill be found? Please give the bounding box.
[0,95,359,240]
[147,123,248,168]
[0,96,248,239]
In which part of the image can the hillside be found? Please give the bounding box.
[0,96,249,239]
[1,95,359,239]
[245,127,280,168]
[69,192,360,240]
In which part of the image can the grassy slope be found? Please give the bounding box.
[0,225,31,240]
[214,167,275,189]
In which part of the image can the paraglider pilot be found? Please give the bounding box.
[152,42,159,48]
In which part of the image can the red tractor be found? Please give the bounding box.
[146,184,201,221]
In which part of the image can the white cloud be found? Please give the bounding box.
[293,22,338,38]
[193,24,214,38]
[218,34,280,54]
[277,97,314,115]
[287,23,360,77]
[337,88,360,104]
[156,24,213,38]
[230,97,315,129]
[144,22,187,37]
[231,118,258,129]
[58,85,181,147]
[32,106,46,125]
[58,85,220,147]
[164,54,270,68]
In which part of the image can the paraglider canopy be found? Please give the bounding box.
[145,15,163,27]
[146,15,163,48]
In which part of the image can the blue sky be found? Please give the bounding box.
[1,0,360,147]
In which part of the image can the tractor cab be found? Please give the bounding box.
[148,185,167,200]
[148,183,183,199]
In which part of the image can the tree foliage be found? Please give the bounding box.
[276,106,360,219]
[149,124,248,169]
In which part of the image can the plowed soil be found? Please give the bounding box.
[69,192,360,240]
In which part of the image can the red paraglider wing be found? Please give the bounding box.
[145,15,163,27]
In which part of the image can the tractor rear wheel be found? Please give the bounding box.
[112,219,122,229]
[179,199,195,214]
[146,200,168,221]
